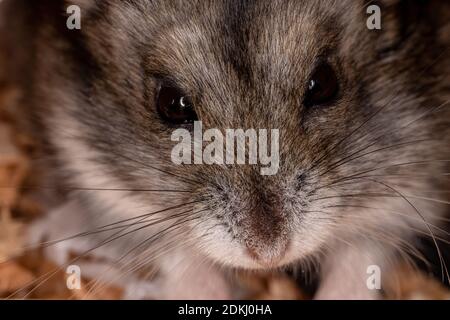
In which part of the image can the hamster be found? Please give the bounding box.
[1,0,449,299]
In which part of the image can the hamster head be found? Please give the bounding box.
[32,0,449,269]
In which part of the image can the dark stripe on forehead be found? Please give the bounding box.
[219,0,257,86]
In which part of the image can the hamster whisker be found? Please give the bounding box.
[345,173,449,179]
[312,192,450,207]
[88,217,222,299]
[113,222,219,296]
[312,193,412,202]
[316,173,450,206]
[315,159,450,191]
[307,101,389,174]
[323,227,423,270]
[131,223,217,279]
[314,138,437,179]
[83,213,211,299]
[113,151,204,186]
[0,185,193,194]
[309,97,449,181]
[308,83,449,178]
[0,201,205,265]
[338,213,450,275]
[323,217,430,267]
[111,210,208,267]
[357,97,449,155]
[357,178,449,284]
[325,180,450,194]
[7,207,200,299]
[358,229,427,267]
[325,205,450,237]
[5,204,203,297]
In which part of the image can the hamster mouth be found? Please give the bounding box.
[245,240,291,268]
[241,227,292,268]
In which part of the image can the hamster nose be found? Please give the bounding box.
[245,238,289,267]
[240,192,290,266]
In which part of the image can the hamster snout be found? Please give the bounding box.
[192,165,320,269]
[209,179,292,266]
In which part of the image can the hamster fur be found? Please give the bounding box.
[1,0,449,299]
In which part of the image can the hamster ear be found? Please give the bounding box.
[373,0,448,34]
[370,0,447,55]
[376,0,426,36]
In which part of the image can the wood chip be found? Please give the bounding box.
[0,261,34,295]
[384,264,450,300]
[239,272,307,300]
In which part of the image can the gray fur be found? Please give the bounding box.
[1,0,449,298]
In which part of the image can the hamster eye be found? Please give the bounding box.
[156,85,198,124]
[303,61,339,108]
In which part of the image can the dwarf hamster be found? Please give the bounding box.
[1,0,449,299]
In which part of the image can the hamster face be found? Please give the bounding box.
[30,0,449,270]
